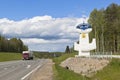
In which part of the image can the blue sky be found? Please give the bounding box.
[0,0,120,20]
[0,0,120,52]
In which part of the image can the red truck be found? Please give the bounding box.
[22,51,33,60]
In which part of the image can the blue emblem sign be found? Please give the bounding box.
[76,23,91,30]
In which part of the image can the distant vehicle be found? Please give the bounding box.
[22,51,33,60]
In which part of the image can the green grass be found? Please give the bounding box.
[53,64,90,80]
[91,58,120,80]
[0,52,22,62]
[53,52,120,80]
[53,52,89,80]
[53,53,75,64]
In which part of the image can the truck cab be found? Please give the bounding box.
[22,51,33,60]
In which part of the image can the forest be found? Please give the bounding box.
[88,3,120,54]
[0,35,28,53]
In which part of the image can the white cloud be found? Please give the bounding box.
[29,15,53,22]
[22,38,72,44]
[0,15,88,51]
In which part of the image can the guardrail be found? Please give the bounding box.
[90,52,120,58]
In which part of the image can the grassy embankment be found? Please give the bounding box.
[0,52,22,62]
[53,52,120,80]
[91,58,120,80]
[53,52,89,80]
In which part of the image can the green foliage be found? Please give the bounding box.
[52,52,90,80]
[0,52,22,62]
[91,58,120,80]
[88,3,120,53]
[34,51,63,59]
[65,45,70,53]
[53,64,89,80]
[53,52,120,80]
[53,52,76,64]
[0,35,28,53]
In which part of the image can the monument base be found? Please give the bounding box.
[75,51,90,57]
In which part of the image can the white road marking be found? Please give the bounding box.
[21,65,41,80]
[4,68,7,70]
[27,65,31,68]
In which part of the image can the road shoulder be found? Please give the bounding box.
[29,59,54,80]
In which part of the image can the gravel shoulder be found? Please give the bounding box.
[30,59,54,80]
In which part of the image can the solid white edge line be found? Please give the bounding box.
[21,65,41,80]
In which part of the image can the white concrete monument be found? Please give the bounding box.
[74,22,96,57]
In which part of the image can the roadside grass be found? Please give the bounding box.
[0,52,22,62]
[53,53,75,64]
[91,58,120,80]
[53,52,89,80]
[53,52,120,80]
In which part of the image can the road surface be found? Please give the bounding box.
[0,59,46,80]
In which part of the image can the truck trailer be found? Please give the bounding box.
[22,51,33,60]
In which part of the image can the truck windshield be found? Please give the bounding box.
[23,53,29,55]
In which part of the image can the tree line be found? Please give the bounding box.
[0,35,28,53]
[34,51,62,58]
[88,3,120,54]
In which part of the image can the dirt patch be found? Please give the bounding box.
[30,59,54,80]
[60,57,110,77]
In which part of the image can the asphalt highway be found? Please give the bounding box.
[0,59,46,80]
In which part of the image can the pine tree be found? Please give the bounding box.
[65,45,70,53]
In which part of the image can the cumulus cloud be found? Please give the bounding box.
[22,38,72,44]
[0,15,88,51]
